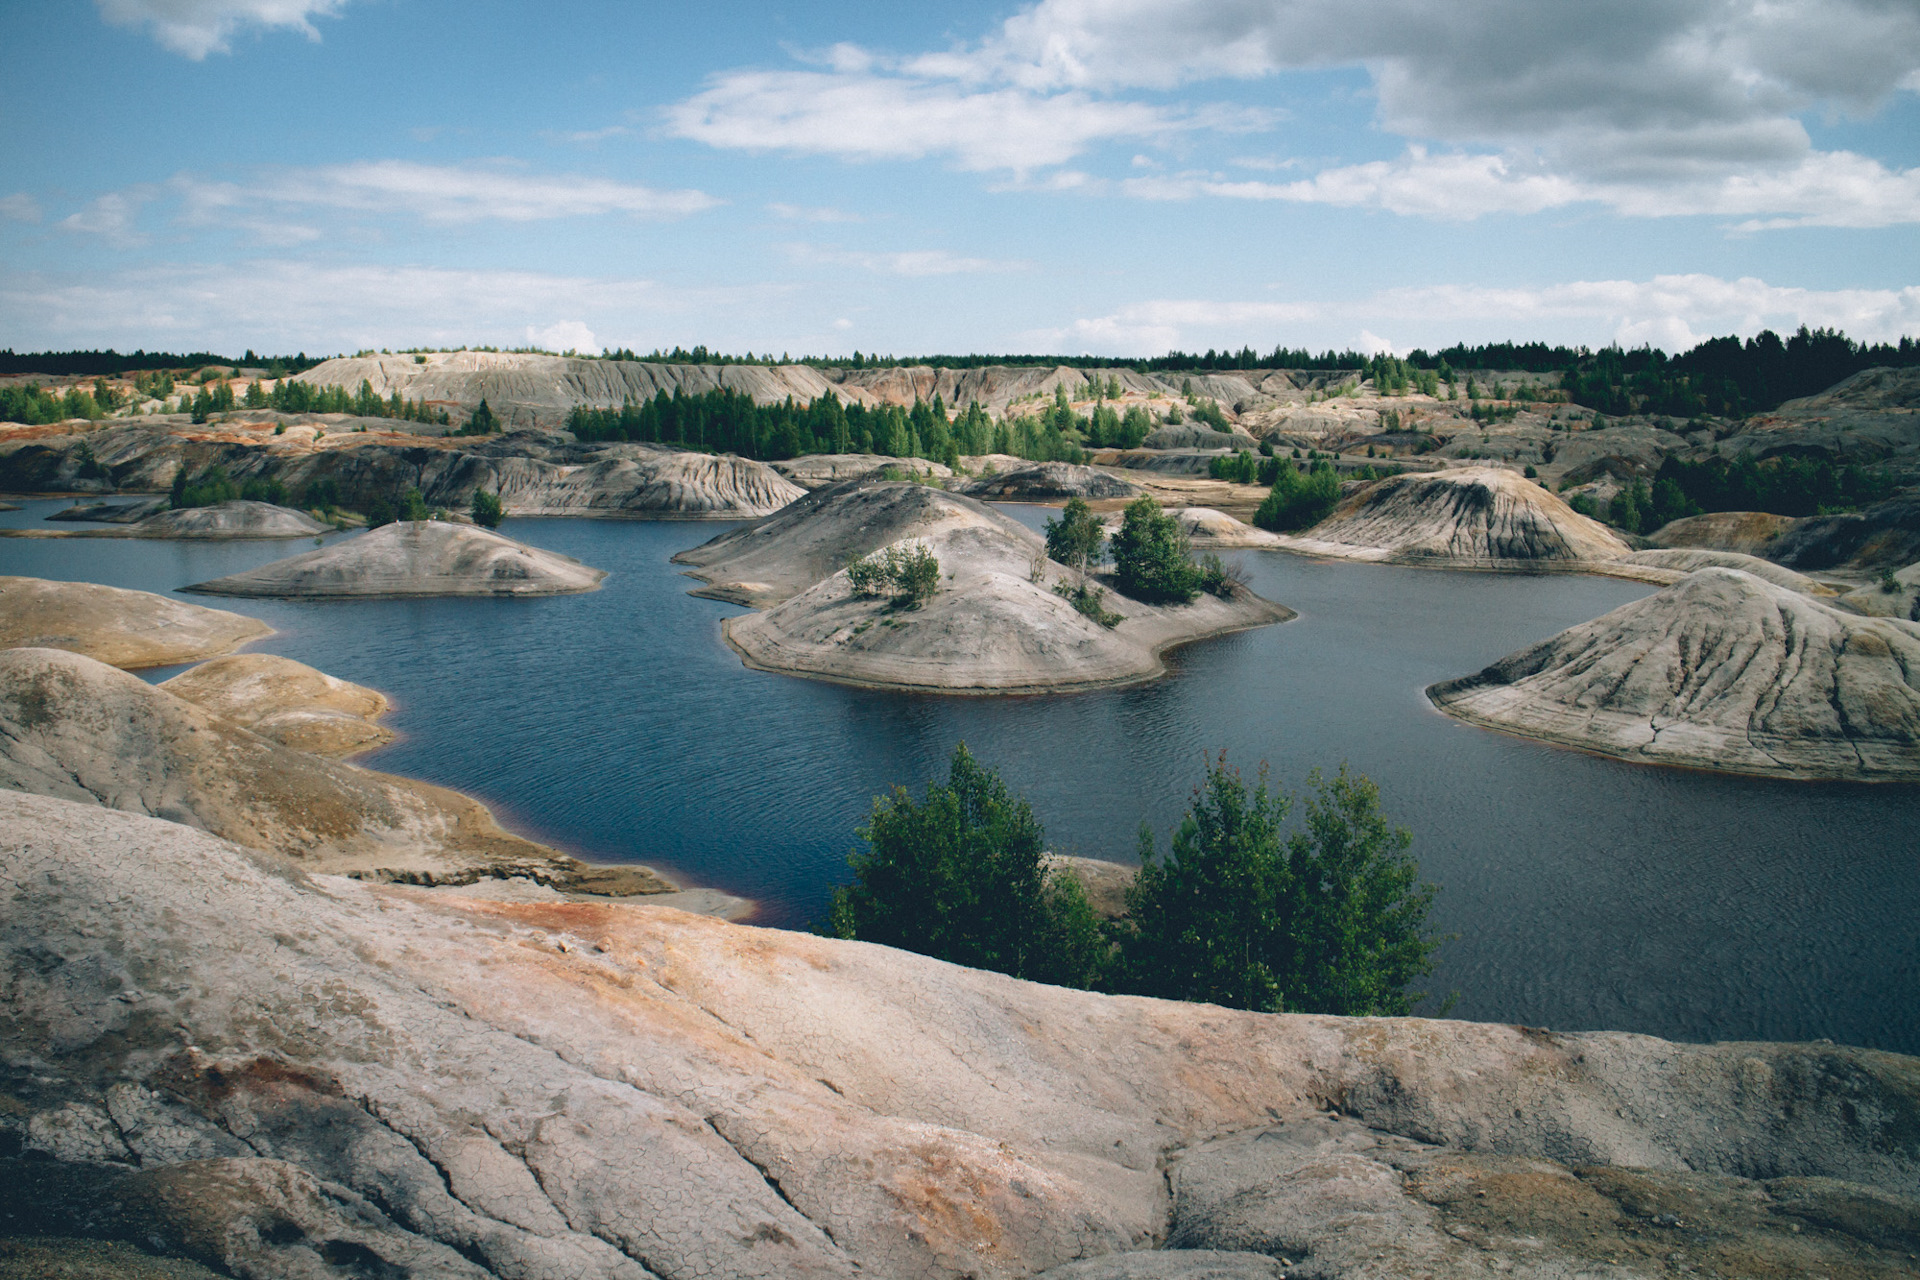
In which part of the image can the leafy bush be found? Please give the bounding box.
[825,744,1108,988]
[1252,459,1342,532]
[1112,757,1443,1015]
[1053,578,1123,627]
[846,542,942,607]
[1196,552,1244,599]
[470,489,505,528]
[1044,497,1105,573]
[1209,450,1260,484]
[1110,496,1201,604]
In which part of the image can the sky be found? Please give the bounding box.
[2,0,1919,360]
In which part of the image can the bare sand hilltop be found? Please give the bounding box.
[184,520,606,598]
[674,480,1291,693]
[0,574,271,668]
[1429,568,1920,780]
[5,787,1919,1279]
[1269,466,1631,568]
[158,652,395,757]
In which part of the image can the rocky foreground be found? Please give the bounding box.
[4,788,1918,1279]
[157,653,395,757]
[674,480,1291,693]
[1271,467,1631,568]
[184,521,607,598]
[1429,568,1920,780]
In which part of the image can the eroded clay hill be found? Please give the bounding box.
[4,789,1918,1280]
[0,421,804,520]
[0,575,271,668]
[1428,568,1920,780]
[1278,466,1632,566]
[185,521,606,598]
[0,646,666,891]
[674,480,1290,693]
[158,653,394,757]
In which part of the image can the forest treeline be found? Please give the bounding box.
[7,325,1915,420]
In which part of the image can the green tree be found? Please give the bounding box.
[1115,757,1442,1015]
[462,399,500,435]
[1044,497,1105,574]
[470,488,505,528]
[400,487,430,522]
[826,744,1108,988]
[1110,496,1200,603]
[1252,459,1342,533]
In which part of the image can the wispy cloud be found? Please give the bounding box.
[95,0,348,59]
[1046,274,1920,354]
[781,243,1030,276]
[59,191,157,248]
[0,195,42,223]
[1123,147,1920,227]
[0,259,786,354]
[769,202,865,223]
[666,68,1266,172]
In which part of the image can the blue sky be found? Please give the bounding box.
[3,0,1918,358]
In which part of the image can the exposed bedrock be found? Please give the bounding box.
[158,653,394,757]
[674,480,1291,693]
[8,500,334,540]
[1767,494,1920,571]
[1428,568,1920,780]
[0,646,667,892]
[1276,466,1632,567]
[1839,561,1920,620]
[0,575,271,669]
[1610,548,1836,594]
[4,790,1919,1279]
[1644,510,1803,557]
[0,422,804,519]
[959,462,1143,500]
[184,521,606,598]
[772,453,953,489]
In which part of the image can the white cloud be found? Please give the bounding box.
[0,259,786,356]
[1049,274,1920,354]
[59,191,154,248]
[668,0,1920,222]
[95,0,346,59]
[0,195,41,223]
[665,68,1264,172]
[1126,147,1920,226]
[782,243,1029,276]
[527,320,600,354]
[769,202,865,223]
[239,161,719,223]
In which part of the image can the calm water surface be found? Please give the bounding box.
[4,496,1915,1053]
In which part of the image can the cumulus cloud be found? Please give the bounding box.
[1047,274,1920,354]
[781,243,1029,276]
[96,0,346,59]
[668,0,1920,222]
[0,259,783,355]
[527,320,600,354]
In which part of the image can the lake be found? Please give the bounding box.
[3,496,1916,1053]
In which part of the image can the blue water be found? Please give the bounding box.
[4,495,1916,1054]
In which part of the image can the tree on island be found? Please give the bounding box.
[1252,458,1342,532]
[1110,496,1201,603]
[826,744,1107,988]
[470,488,504,528]
[1044,497,1105,575]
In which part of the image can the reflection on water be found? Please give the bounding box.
[3,495,1916,1052]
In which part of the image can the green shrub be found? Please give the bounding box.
[1110,496,1201,604]
[1053,578,1123,627]
[825,744,1108,988]
[470,489,505,529]
[1044,497,1105,573]
[1252,459,1342,532]
[1113,757,1443,1015]
[846,542,942,607]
